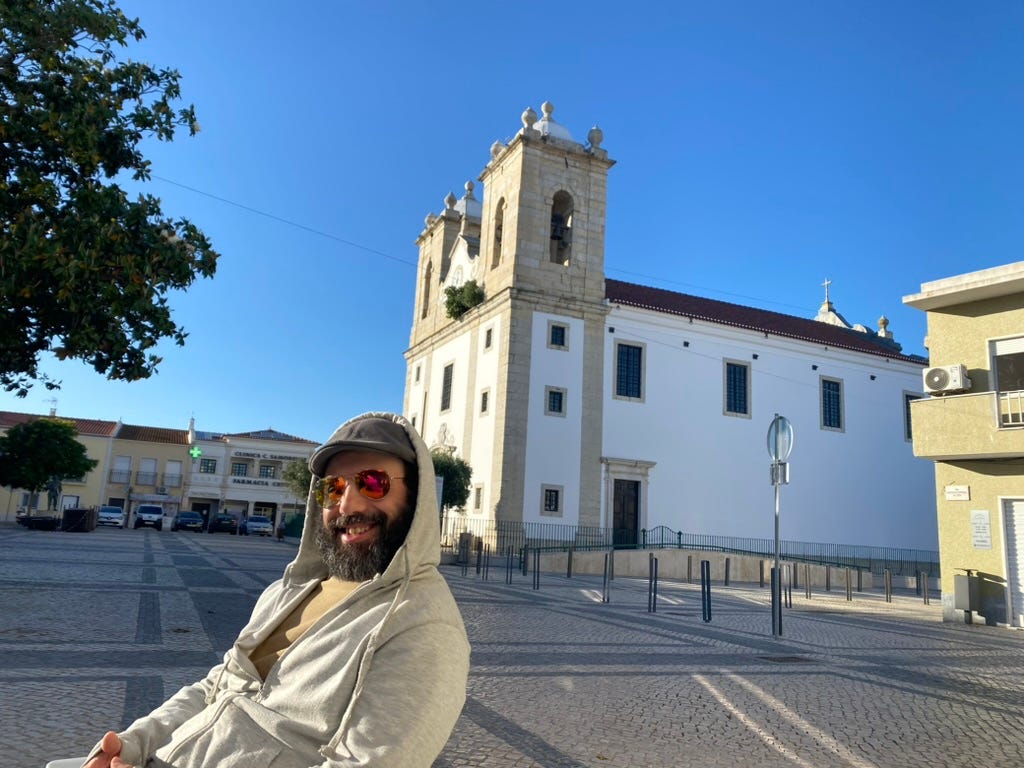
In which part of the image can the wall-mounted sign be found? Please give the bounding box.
[945,484,970,501]
[970,509,992,549]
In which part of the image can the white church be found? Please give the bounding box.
[403,102,937,551]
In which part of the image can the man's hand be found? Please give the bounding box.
[84,731,135,768]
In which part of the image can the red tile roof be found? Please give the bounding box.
[0,411,119,436]
[605,279,926,364]
[116,424,189,444]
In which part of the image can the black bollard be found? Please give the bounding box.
[648,554,659,613]
[700,559,712,623]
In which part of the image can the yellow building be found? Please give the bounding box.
[904,262,1024,627]
[0,411,116,520]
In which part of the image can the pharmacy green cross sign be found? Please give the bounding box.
[189,446,202,459]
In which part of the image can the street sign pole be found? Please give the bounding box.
[767,414,793,638]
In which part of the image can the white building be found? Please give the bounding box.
[404,102,937,550]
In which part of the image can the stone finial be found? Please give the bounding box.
[490,140,505,159]
[464,180,476,199]
[878,315,889,332]
[444,191,457,210]
[521,106,538,129]
[424,213,437,227]
[587,125,604,149]
[541,101,554,119]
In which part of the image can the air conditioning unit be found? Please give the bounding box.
[156,486,168,495]
[923,364,972,395]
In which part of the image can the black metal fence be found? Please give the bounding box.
[439,516,940,578]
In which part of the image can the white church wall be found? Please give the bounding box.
[603,306,936,550]
[522,311,585,529]
[468,316,502,518]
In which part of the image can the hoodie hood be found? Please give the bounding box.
[283,412,440,585]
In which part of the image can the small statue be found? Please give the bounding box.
[45,476,62,511]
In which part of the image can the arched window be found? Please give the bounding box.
[549,191,573,265]
[421,261,433,319]
[491,198,505,270]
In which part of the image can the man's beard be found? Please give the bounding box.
[315,509,413,582]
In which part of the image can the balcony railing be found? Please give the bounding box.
[163,474,183,488]
[999,389,1024,427]
[135,472,158,485]
[109,470,130,484]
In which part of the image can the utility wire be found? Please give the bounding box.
[152,175,417,267]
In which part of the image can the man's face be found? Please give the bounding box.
[315,449,413,581]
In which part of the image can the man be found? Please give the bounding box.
[82,412,470,768]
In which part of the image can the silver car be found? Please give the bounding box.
[246,515,274,536]
[97,506,126,528]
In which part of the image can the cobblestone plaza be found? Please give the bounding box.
[1,526,1022,768]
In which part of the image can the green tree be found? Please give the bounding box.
[0,418,97,511]
[0,0,219,396]
[282,458,312,501]
[430,450,472,512]
[443,280,485,321]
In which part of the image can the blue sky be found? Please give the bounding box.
[3,1,1022,442]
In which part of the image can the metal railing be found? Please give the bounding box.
[999,389,1024,427]
[439,515,940,578]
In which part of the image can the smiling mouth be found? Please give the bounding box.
[335,518,381,545]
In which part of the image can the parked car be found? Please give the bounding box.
[246,515,274,536]
[133,504,164,531]
[97,506,127,528]
[209,513,238,534]
[171,511,204,532]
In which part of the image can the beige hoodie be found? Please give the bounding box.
[103,413,470,768]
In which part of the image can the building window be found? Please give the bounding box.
[548,322,568,350]
[724,360,750,417]
[994,337,1024,392]
[137,457,157,485]
[480,389,490,415]
[441,363,454,412]
[491,198,505,270]
[821,377,844,431]
[541,485,563,517]
[903,392,922,441]
[231,462,248,477]
[473,485,483,511]
[614,341,645,401]
[259,465,276,479]
[414,364,421,383]
[199,458,217,474]
[484,327,493,349]
[545,386,566,416]
[420,261,432,320]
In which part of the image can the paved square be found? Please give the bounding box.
[1,526,1022,767]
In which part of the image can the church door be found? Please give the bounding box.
[613,479,640,549]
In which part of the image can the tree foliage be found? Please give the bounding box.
[0,0,219,396]
[282,458,312,502]
[0,418,97,507]
[443,280,485,321]
[430,450,472,511]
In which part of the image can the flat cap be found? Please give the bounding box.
[308,417,416,477]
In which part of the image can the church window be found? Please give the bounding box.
[491,198,505,270]
[548,322,568,350]
[614,342,645,402]
[484,327,493,349]
[821,377,844,431]
[480,389,490,415]
[541,485,563,517]
[545,386,566,416]
[724,360,750,417]
[904,392,921,441]
[549,191,573,265]
[441,363,454,412]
